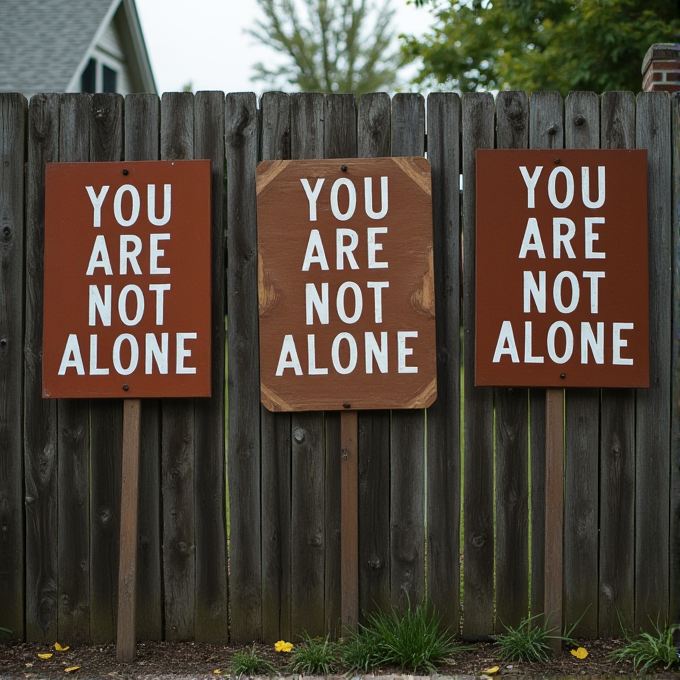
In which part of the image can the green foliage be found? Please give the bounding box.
[494,614,557,663]
[609,621,680,673]
[401,0,680,95]
[288,634,340,675]
[343,601,468,673]
[248,0,400,94]
[230,646,277,677]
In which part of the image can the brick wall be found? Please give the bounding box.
[642,43,680,92]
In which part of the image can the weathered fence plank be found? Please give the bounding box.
[528,91,564,622]
[24,93,60,642]
[599,90,636,636]
[671,91,680,632]
[462,92,495,635]
[356,92,392,621]
[194,90,229,644]
[0,93,26,640]
[227,91,262,643]
[288,92,327,638]
[563,91,600,637]
[494,91,530,632]
[160,92,196,641]
[635,91,671,631]
[425,91,462,631]
[391,93,426,612]
[324,94,357,637]
[260,91,293,643]
[57,94,92,644]
[123,93,163,641]
[88,93,124,644]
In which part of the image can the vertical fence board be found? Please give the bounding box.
[194,91,229,643]
[227,92,262,642]
[289,92,327,637]
[390,93,426,611]
[260,91,293,643]
[323,93,357,637]
[494,91,530,632]
[672,92,680,630]
[425,92,462,630]
[462,92,495,634]
[635,91,671,630]
[24,93,59,642]
[357,92,392,619]
[599,91,636,636]
[160,92,196,641]
[88,93,124,644]
[123,93,163,641]
[0,93,26,640]
[528,91,564,620]
[56,94,92,643]
[563,91,600,636]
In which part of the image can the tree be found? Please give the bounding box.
[401,0,680,95]
[249,0,400,94]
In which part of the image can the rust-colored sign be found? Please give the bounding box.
[43,160,212,398]
[476,149,649,388]
[256,157,436,411]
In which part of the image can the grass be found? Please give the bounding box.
[342,601,469,673]
[230,646,277,677]
[288,634,339,675]
[493,613,556,663]
[609,621,680,673]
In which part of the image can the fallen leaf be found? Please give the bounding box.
[65,666,81,673]
[214,671,222,675]
[483,667,500,674]
[571,647,589,659]
[25,663,34,668]
[38,653,53,660]
[54,643,70,652]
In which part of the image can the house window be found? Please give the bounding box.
[103,65,117,93]
[81,58,97,93]
[80,58,119,94]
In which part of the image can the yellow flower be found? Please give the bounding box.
[571,647,588,659]
[274,640,294,653]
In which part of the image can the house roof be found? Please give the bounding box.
[0,0,156,97]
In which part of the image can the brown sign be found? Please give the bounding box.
[43,160,212,398]
[256,157,436,411]
[475,149,649,388]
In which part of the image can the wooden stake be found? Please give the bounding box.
[340,409,359,633]
[545,388,564,655]
[117,399,142,663]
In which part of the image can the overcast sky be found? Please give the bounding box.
[134,0,433,96]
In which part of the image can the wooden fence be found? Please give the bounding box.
[0,90,678,645]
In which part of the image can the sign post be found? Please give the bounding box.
[476,149,648,651]
[43,160,212,660]
[256,157,436,631]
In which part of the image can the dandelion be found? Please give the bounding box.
[275,640,294,652]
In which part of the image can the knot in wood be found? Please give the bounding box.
[293,427,306,443]
[368,557,382,570]
[547,124,558,136]
[574,115,586,127]
[471,533,487,549]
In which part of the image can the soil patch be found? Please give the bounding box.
[1,637,670,679]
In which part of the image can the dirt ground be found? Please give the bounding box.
[1,637,673,679]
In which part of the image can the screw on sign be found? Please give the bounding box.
[475,149,649,389]
[256,157,437,412]
[42,160,212,399]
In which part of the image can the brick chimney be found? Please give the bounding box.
[642,43,680,92]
